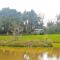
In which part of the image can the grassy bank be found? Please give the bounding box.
[0,34,60,47]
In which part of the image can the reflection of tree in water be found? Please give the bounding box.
[24,54,30,60]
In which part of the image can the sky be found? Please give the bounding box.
[0,0,60,25]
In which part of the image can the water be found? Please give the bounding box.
[0,47,60,60]
[24,54,30,60]
[38,52,58,60]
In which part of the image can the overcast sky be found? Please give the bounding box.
[0,0,60,25]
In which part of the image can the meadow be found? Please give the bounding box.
[0,34,60,47]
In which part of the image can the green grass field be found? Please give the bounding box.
[0,34,60,47]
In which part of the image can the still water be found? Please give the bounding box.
[0,47,60,60]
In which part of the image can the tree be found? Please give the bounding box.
[55,14,60,33]
[0,8,44,35]
[0,8,23,35]
[47,21,56,34]
[37,13,44,29]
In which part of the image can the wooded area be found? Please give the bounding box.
[0,8,60,35]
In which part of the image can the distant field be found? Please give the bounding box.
[0,34,60,47]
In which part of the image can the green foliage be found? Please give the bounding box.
[46,14,60,34]
[46,21,60,34]
[0,34,59,47]
[0,8,43,35]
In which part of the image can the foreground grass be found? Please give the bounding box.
[0,34,60,47]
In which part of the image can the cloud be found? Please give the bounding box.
[0,0,60,25]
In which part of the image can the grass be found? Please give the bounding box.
[0,34,59,41]
[53,43,60,47]
[0,34,60,47]
[47,34,60,42]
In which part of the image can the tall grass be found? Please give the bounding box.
[0,34,60,47]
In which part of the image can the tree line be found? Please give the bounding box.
[0,8,43,35]
[0,8,60,35]
[46,15,60,34]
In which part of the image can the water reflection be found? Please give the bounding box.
[0,48,60,60]
[23,52,60,60]
[24,54,30,60]
[38,52,60,60]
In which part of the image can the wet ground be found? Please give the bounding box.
[0,47,60,60]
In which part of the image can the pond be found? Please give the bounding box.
[0,47,60,60]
